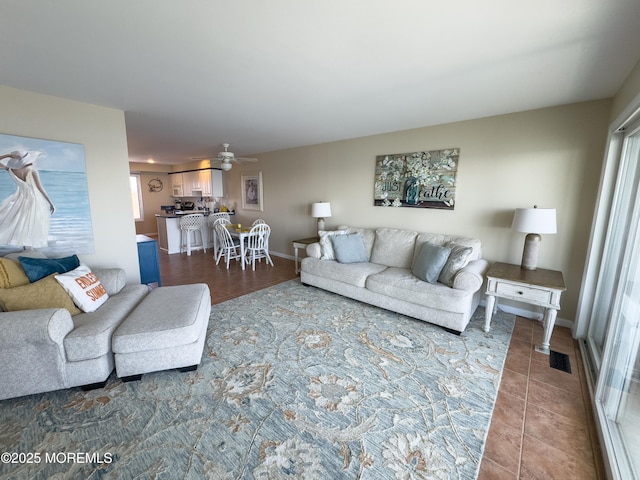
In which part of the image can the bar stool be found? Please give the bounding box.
[180,214,206,256]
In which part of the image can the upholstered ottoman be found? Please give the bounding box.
[112,283,211,380]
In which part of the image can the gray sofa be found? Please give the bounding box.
[0,260,149,400]
[300,226,489,333]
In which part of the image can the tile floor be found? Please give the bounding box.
[479,318,606,479]
[158,249,606,479]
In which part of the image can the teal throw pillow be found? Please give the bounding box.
[330,233,369,264]
[411,243,451,283]
[19,254,81,283]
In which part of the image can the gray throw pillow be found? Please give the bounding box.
[438,243,474,287]
[330,233,369,264]
[411,243,451,283]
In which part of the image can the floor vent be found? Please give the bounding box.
[549,350,572,374]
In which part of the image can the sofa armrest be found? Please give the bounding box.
[306,242,322,259]
[0,309,75,399]
[92,267,127,295]
[452,259,490,292]
[0,308,74,348]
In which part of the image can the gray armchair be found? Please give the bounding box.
[0,268,149,401]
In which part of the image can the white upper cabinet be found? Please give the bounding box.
[170,173,183,197]
[211,169,223,198]
[174,169,224,198]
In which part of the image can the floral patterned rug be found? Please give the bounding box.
[0,279,514,479]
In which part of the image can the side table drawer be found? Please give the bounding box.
[495,281,551,304]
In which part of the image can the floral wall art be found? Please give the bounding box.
[373,148,459,210]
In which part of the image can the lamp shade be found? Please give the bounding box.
[512,208,557,234]
[311,202,332,218]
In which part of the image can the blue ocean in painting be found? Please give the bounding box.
[0,169,95,256]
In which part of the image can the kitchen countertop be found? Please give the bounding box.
[156,210,234,218]
[155,211,208,218]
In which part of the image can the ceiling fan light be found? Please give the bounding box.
[221,161,232,171]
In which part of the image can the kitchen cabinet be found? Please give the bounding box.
[183,171,201,196]
[211,169,223,197]
[172,169,224,198]
[182,170,213,196]
[199,169,212,196]
[170,173,183,197]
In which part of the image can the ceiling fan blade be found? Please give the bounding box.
[235,157,258,163]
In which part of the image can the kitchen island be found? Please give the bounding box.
[156,212,208,254]
[156,211,231,254]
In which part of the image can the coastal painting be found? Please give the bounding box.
[0,133,94,256]
[373,148,459,210]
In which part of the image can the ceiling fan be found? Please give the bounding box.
[194,143,258,171]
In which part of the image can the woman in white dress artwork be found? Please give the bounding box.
[0,150,56,248]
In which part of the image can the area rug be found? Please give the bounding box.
[0,280,514,479]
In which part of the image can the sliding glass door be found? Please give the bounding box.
[580,118,640,479]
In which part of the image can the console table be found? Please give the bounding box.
[292,236,319,274]
[484,262,566,354]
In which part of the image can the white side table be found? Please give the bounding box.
[292,236,319,274]
[484,262,566,355]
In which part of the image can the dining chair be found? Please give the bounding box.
[214,222,242,268]
[209,216,231,258]
[252,218,266,226]
[180,214,206,256]
[245,223,273,271]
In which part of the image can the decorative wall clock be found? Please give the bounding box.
[147,178,163,192]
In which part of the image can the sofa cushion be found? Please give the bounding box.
[0,274,81,315]
[64,284,149,362]
[318,230,348,260]
[331,233,369,264]
[370,228,418,268]
[341,227,376,258]
[366,268,472,314]
[415,233,482,263]
[411,243,451,283]
[438,243,474,287]
[301,257,387,288]
[0,257,29,289]
[55,264,109,313]
[19,255,80,283]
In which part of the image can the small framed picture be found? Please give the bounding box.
[241,171,263,211]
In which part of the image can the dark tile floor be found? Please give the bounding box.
[158,249,605,479]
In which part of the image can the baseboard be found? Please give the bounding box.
[270,251,295,261]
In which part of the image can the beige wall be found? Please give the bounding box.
[0,85,141,283]
[610,57,640,124]
[228,100,612,323]
[129,162,174,236]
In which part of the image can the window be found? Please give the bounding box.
[130,174,143,221]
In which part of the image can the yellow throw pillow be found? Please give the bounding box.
[0,274,81,315]
[0,258,30,289]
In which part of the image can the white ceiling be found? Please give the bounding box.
[3,1,640,164]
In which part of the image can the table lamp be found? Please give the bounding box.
[512,206,557,270]
[311,202,332,232]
